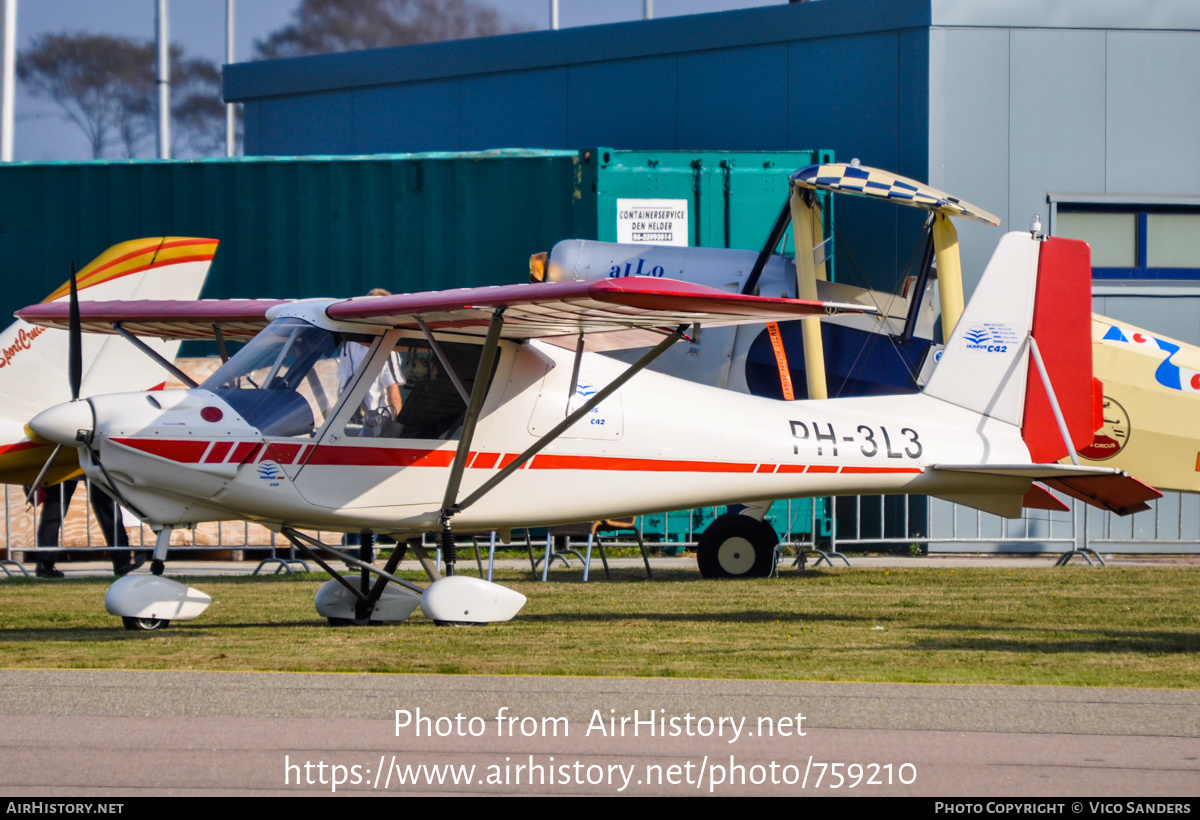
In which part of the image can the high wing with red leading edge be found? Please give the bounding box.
[19,239,1158,629]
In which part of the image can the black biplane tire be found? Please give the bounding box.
[122,617,170,631]
[696,514,777,579]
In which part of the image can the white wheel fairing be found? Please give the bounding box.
[314,577,421,624]
[105,575,212,622]
[420,575,526,624]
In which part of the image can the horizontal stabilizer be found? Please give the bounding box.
[1040,474,1160,517]
[933,492,1025,518]
[931,463,1160,516]
[931,463,1127,480]
[1023,484,1070,512]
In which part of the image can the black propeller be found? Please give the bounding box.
[68,261,81,401]
[25,261,82,503]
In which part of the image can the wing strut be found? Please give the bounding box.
[437,309,508,575]
[567,329,584,408]
[213,325,231,363]
[436,320,689,575]
[742,197,792,297]
[415,315,470,405]
[112,324,199,388]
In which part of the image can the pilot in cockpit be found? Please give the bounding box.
[337,288,405,437]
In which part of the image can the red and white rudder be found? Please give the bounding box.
[924,232,1095,458]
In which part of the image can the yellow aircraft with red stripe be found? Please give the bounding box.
[0,237,215,486]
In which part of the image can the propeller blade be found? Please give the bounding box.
[25,444,64,504]
[68,261,81,401]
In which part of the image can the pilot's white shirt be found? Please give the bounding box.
[337,343,404,413]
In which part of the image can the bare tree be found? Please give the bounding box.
[19,32,232,159]
[18,33,152,158]
[255,0,527,60]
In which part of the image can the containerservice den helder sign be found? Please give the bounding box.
[616,199,689,246]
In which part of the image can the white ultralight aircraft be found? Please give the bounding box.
[19,230,1158,629]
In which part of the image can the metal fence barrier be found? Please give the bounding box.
[4,481,1198,577]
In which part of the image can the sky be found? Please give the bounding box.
[12,0,785,161]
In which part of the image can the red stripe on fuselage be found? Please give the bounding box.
[472,452,500,469]
[229,442,260,463]
[104,438,925,478]
[264,442,302,465]
[303,445,456,468]
[111,437,211,463]
[841,466,921,474]
[528,454,757,473]
[205,441,233,463]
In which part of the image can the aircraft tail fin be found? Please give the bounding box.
[923,232,1095,461]
[0,237,216,426]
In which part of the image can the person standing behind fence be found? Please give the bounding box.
[33,479,146,578]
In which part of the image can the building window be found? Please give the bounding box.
[1053,203,1200,279]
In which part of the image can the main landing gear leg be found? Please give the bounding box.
[440,522,457,577]
[282,527,424,626]
[354,530,376,622]
[151,527,169,576]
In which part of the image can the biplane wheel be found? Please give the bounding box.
[122,617,170,631]
[696,514,777,579]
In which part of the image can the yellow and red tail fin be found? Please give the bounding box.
[42,237,217,303]
[0,237,216,485]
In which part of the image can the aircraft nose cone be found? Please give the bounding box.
[28,401,93,448]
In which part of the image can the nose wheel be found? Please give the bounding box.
[122,616,170,631]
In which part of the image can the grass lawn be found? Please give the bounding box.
[0,565,1196,688]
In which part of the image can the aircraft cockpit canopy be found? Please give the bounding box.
[202,318,370,437]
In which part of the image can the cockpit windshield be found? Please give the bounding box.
[202,318,374,437]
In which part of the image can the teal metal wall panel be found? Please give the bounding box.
[0,151,582,317]
[0,148,829,319]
